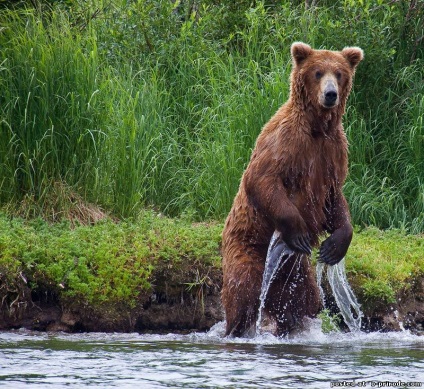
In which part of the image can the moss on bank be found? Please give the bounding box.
[0,212,422,332]
[0,212,222,323]
[347,227,424,310]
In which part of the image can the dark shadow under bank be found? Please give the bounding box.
[0,263,423,335]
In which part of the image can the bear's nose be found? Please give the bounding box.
[324,89,338,105]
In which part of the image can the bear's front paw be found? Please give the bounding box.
[286,232,312,255]
[318,227,351,265]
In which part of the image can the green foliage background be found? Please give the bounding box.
[0,0,423,232]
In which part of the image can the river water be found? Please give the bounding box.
[1,322,423,388]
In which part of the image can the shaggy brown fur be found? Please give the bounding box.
[221,42,364,337]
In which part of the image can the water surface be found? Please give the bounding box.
[1,322,423,388]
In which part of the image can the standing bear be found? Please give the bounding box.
[221,42,364,337]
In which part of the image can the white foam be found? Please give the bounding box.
[3,324,422,348]
[199,319,424,347]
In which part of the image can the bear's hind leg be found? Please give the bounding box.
[265,253,321,336]
[222,252,264,337]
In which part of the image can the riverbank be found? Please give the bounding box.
[0,212,422,334]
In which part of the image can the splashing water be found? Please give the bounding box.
[257,231,363,335]
[256,231,296,334]
[1,328,423,388]
[316,258,363,332]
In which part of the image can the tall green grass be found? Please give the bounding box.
[344,63,424,232]
[0,10,101,211]
[0,1,423,232]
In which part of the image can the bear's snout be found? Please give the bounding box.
[319,75,339,108]
[324,88,338,106]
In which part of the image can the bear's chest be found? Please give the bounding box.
[284,151,339,182]
[281,140,345,204]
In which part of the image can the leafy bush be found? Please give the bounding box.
[0,213,422,315]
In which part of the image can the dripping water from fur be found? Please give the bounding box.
[256,231,297,335]
[316,258,363,332]
[257,231,363,335]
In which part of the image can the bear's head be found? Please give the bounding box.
[289,42,363,112]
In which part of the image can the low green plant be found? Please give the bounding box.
[0,210,422,318]
[0,211,222,311]
[184,269,213,313]
[318,309,342,333]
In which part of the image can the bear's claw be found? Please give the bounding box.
[287,233,312,255]
[318,238,342,265]
[318,227,352,265]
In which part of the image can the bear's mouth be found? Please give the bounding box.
[323,101,338,109]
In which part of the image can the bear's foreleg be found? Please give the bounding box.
[244,168,312,255]
[320,191,353,265]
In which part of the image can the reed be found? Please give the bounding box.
[0,1,423,232]
[0,10,101,209]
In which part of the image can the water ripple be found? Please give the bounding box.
[0,325,423,388]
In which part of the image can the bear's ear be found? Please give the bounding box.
[291,42,312,66]
[341,47,364,69]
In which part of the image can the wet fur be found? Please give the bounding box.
[221,42,363,337]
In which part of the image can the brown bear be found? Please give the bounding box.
[221,42,364,337]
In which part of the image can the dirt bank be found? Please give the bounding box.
[1,262,423,335]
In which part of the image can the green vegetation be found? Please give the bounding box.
[0,213,421,315]
[0,1,423,232]
[0,1,423,323]
[318,309,342,333]
[0,212,222,312]
[347,227,424,307]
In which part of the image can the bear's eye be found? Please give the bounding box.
[315,71,322,79]
[336,71,342,80]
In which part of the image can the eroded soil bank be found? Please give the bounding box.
[1,263,423,335]
[0,215,422,335]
